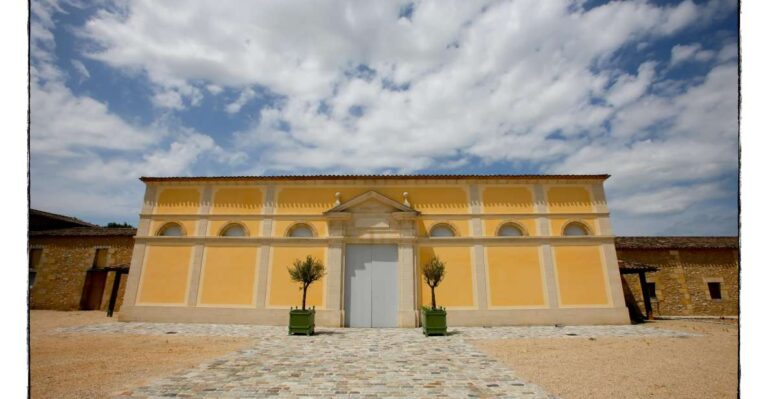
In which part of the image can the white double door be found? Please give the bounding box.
[344,244,399,327]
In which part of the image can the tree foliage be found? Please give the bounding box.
[105,222,134,228]
[422,256,446,309]
[287,255,326,310]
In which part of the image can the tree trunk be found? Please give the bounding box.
[301,283,308,311]
[430,285,436,310]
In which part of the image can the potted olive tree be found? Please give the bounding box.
[421,256,448,336]
[288,255,325,336]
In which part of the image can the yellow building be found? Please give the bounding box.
[119,175,629,327]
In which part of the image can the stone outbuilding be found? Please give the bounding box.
[616,236,739,318]
[29,209,136,312]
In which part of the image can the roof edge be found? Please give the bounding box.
[140,174,611,183]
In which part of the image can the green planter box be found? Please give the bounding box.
[289,308,315,336]
[421,307,448,336]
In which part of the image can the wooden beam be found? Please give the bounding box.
[638,271,654,320]
[106,270,125,317]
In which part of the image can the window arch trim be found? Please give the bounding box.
[218,222,250,237]
[156,222,187,237]
[285,222,317,238]
[428,222,458,238]
[495,221,528,237]
[562,220,592,236]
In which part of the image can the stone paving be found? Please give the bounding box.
[57,323,696,398]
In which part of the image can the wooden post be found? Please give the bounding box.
[106,270,124,317]
[638,271,654,320]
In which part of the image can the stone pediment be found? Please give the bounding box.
[324,191,418,215]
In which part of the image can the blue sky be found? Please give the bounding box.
[29,0,739,235]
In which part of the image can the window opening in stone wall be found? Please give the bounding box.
[647,282,657,299]
[707,282,722,300]
[29,248,42,288]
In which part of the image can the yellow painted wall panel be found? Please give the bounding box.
[550,218,597,236]
[273,220,327,237]
[137,245,192,304]
[208,220,261,237]
[553,246,609,306]
[275,186,470,215]
[546,186,594,213]
[211,187,264,215]
[150,219,197,236]
[155,188,202,214]
[486,246,545,307]
[483,218,537,236]
[418,246,474,308]
[375,187,469,214]
[276,188,369,214]
[481,186,535,214]
[199,246,259,305]
[268,246,327,308]
[417,219,471,237]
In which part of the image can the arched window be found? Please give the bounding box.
[288,223,315,238]
[498,223,525,237]
[563,222,590,236]
[157,222,185,237]
[220,223,247,237]
[429,224,456,237]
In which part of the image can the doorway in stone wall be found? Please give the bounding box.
[80,269,107,310]
[344,244,398,327]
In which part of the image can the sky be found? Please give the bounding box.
[28,0,739,235]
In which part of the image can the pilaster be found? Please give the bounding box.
[256,185,277,309]
[120,243,146,310]
[601,242,626,308]
[186,185,212,306]
[533,184,559,308]
[468,184,488,310]
[532,184,549,235]
[541,244,559,309]
[398,243,418,327]
[591,183,613,235]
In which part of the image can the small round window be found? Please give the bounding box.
[288,224,315,237]
[158,222,184,237]
[429,224,456,237]
[221,224,247,237]
[498,223,524,237]
[563,222,589,236]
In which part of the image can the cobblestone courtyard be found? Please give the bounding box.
[56,322,695,398]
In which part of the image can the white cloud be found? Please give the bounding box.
[717,42,738,63]
[671,43,698,65]
[612,183,725,215]
[206,84,223,95]
[29,0,228,222]
[29,0,738,232]
[70,59,90,81]
[152,89,184,110]
[225,87,257,114]
[606,62,656,108]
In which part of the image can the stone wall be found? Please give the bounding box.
[29,236,134,311]
[618,248,739,316]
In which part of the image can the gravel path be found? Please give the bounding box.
[55,322,695,398]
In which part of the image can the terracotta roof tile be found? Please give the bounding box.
[29,209,98,228]
[618,260,659,273]
[615,236,738,249]
[29,227,137,237]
